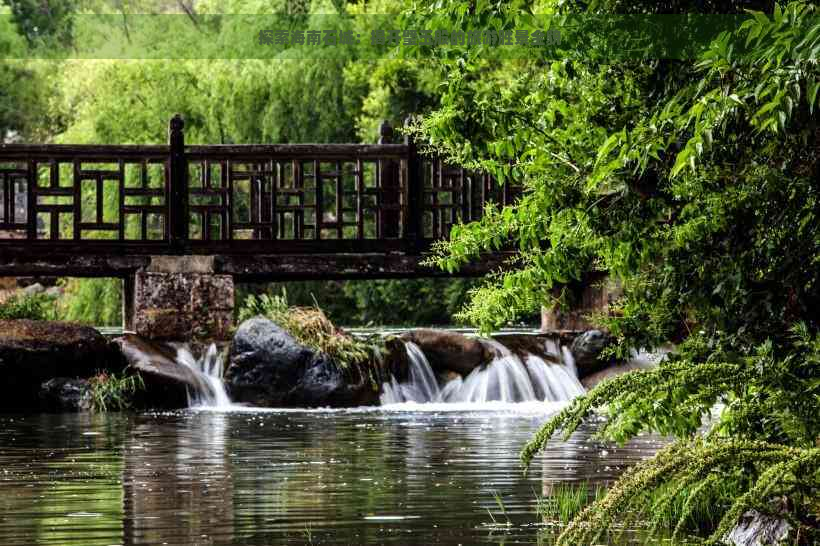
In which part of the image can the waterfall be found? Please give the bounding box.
[525,355,585,401]
[380,337,585,405]
[176,344,232,408]
[380,341,441,404]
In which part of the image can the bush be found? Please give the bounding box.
[238,278,533,328]
[59,278,122,326]
[0,293,58,321]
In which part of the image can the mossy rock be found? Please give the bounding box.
[0,319,124,411]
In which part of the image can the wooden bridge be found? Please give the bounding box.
[0,116,518,339]
[0,116,516,281]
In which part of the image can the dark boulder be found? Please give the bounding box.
[225,317,313,405]
[289,353,380,407]
[225,317,379,407]
[39,378,91,412]
[0,320,123,411]
[570,329,613,378]
[382,336,410,383]
[400,329,489,376]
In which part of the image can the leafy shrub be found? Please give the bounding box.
[414,0,820,542]
[239,278,504,328]
[0,293,58,321]
[59,278,122,326]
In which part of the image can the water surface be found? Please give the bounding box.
[0,406,669,545]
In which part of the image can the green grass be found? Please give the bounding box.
[0,293,58,321]
[536,482,607,525]
[535,477,746,543]
[486,490,512,526]
[88,372,144,412]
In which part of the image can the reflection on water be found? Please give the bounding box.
[0,407,671,545]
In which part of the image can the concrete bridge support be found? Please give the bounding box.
[124,256,235,341]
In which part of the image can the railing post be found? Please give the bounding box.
[378,120,400,239]
[404,116,423,252]
[26,160,36,241]
[168,114,188,250]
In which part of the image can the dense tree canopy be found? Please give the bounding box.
[412,0,819,542]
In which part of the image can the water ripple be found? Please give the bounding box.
[0,409,669,545]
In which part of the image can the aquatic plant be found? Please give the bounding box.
[88,372,145,412]
[0,292,58,321]
[535,440,820,545]
[537,482,607,525]
[486,490,512,527]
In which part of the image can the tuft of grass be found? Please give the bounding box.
[487,490,512,526]
[302,522,314,545]
[88,372,144,412]
[0,293,58,321]
[537,482,607,525]
[238,291,383,371]
[535,476,751,542]
[646,478,743,535]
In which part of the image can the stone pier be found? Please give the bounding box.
[124,256,235,341]
[540,276,622,332]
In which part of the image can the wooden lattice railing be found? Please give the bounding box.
[0,116,518,256]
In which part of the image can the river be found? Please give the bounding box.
[0,405,672,545]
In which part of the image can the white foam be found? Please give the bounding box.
[380,338,586,406]
[176,344,234,409]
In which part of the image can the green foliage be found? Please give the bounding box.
[0,293,58,320]
[541,440,819,545]
[339,278,485,326]
[0,5,56,140]
[239,278,491,327]
[87,371,144,412]
[59,278,121,326]
[412,0,820,541]
[3,0,75,47]
[537,482,607,525]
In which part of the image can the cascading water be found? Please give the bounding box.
[380,341,442,404]
[176,344,232,408]
[380,337,586,405]
[525,355,585,401]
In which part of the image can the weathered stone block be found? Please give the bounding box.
[131,266,234,341]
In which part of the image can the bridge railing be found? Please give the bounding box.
[0,116,518,256]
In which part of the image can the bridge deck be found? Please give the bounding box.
[0,250,513,280]
[0,116,517,279]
